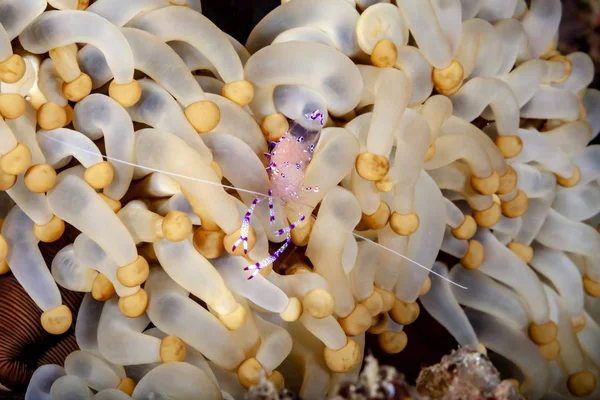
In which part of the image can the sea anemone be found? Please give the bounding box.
[0,0,598,399]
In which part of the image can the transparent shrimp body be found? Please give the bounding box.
[268,116,322,202]
[233,110,325,279]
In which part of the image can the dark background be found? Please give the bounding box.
[201,0,280,44]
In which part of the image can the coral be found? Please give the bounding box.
[416,346,523,400]
[329,348,523,400]
[331,354,421,400]
[244,377,300,400]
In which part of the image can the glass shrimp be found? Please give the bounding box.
[232,109,325,279]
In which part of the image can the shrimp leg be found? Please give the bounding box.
[231,197,262,254]
[244,214,306,279]
[267,189,275,223]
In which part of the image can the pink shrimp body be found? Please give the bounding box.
[266,111,324,202]
[269,134,316,202]
[235,110,325,279]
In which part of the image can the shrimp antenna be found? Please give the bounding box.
[43,135,270,199]
[352,232,468,289]
[43,135,467,289]
[285,200,467,290]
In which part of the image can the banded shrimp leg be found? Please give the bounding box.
[238,109,326,278]
[41,135,467,289]
[230,193,273,255]
[243,213,305,279]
